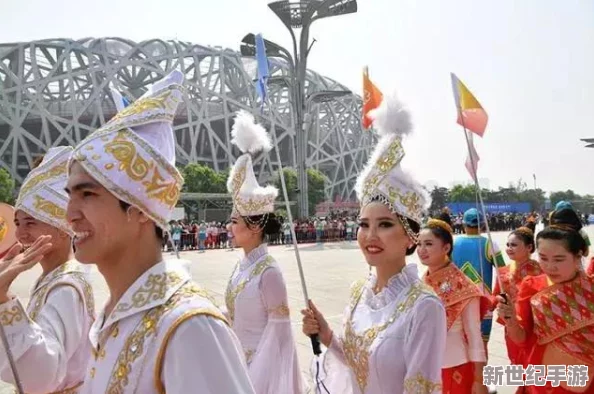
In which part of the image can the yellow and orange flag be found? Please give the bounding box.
[450,73,488,137]
[362,66,383,129]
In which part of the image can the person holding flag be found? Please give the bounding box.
[496,208,594,393]
[302,92,446,394]
[0,146,96,393]
[223,110,303,394]
[491,226,543,391]
[67,70,254,393]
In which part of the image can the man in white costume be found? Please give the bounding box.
[65,70,255,393]
[0,146,96,393]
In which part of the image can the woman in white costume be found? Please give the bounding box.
[225,111,304,394]
[0,146,95,393]
[302,93,447,394]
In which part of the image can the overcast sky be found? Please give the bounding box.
[3,0,593,195]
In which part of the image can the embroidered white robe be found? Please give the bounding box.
[80,260,254,394]
[313,264,447,394]
[0,261,95,393]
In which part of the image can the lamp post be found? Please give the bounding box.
[256,0,357,218]
[581,138,594,148]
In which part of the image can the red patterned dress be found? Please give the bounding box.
[493,260,543,366]
[424,263,491,393]
[587,257,594,277]
[515,273,594,393]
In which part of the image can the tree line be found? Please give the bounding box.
[1,166,591,215]
[429,180,594,213]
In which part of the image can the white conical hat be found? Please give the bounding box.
[355,92,430,235]
[16,146,74,235]
[71,70,184,229]
[227,111,278,216]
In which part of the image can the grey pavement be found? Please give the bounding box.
[4,228,592,393]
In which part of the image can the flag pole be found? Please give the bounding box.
[457,109,506,296]
[260,105,321,356]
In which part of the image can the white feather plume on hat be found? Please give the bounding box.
[354,92,430,227]
[226,110,278,216]
[230,110,272,154]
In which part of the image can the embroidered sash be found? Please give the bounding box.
[530,273,594,364]
[424,264,488,331]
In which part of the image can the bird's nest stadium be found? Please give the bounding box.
[0,37,373,200]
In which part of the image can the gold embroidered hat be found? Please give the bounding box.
[70,70,184,229]
[226,110,278,217]
[16,146,74,235]
[354,93,430,237]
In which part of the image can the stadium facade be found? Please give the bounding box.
[0,38,373,201]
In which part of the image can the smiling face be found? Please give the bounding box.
[230,214,261,249]
[14,210,65,254]
[357,202,412,268]
[417,229,450,268]
[506,234,532,262]
[65,161,138,265]
[537,238,581,284]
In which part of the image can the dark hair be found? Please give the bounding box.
[404,217,420,256]
[536,208,586,256]
[243,213,282,241]
[424,221,454,257]
[32,155,45,169]
[524,221,536,233]
[437,212,453,227]
[118,200,164,241]
[510,227,535,254]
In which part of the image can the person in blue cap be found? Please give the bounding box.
[452,208,506,355]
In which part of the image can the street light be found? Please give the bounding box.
[264,0,357,218]
[581,138,594,148]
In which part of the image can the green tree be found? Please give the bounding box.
[550,190,581,207]
[307,168,327,215]
[273,168,326,217]
[180,163,227,193]
[429,187,449,212]
[273,168,298,202]
[273,168,299,218]
[449,184,478,202]
[518,188,546,211]
[0,168,15,204]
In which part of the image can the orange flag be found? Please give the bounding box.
[451,73,488,137]
[362,66,383,129]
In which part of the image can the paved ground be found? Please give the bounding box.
[2,227,591,393]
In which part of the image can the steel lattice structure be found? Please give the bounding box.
[0,38,373,200]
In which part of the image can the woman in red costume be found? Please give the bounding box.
[493,226,543,372]
[419,219,490,394]
[497,208,594,393]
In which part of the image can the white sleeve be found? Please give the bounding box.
[462,297,487,362]
[248,268,303,393]
[403,297,447,394]
[161,315,255,394]
[0,286,85,393]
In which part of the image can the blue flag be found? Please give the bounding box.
[109,85,130,111]
[255,33,270,110]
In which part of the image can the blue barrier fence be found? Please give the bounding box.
[446,202,532,214]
